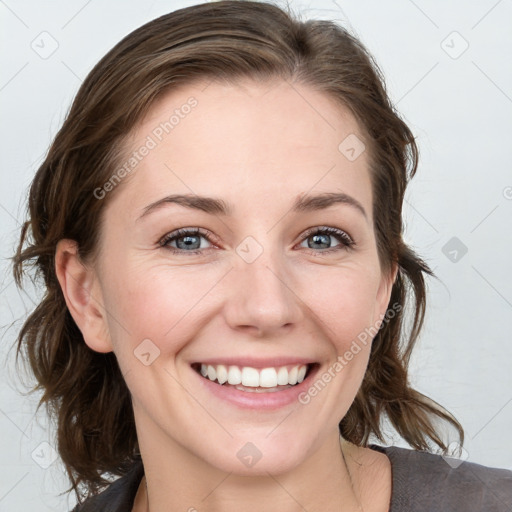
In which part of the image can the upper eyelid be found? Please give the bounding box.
[301,226,354,242]
[159,227,215,245]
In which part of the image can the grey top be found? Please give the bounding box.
[72,444,512,511]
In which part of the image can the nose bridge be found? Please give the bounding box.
[224,233,303,335]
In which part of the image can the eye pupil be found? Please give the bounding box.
[309,234,330,249]
[177,235,200,250]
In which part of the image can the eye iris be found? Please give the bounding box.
[309,233,331,249]
[177,234,201,250]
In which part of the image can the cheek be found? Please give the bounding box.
[99,267,202,419]
[318,271,381,347]
[100,262,209,362]
[305,269,381,403]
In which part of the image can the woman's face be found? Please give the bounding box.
[86,79,395,474]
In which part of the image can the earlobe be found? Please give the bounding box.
[55,239,113,353]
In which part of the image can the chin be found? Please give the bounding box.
[196,433,312,476]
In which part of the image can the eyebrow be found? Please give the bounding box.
[137,191,367,221]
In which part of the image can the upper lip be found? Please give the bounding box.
[191,357,316,369]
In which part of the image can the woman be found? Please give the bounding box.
[12,1,512,510]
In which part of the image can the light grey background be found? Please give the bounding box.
[1,0,511,509]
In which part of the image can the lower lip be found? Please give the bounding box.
[193,365,320,410]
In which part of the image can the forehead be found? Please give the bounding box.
[109,78,373,220]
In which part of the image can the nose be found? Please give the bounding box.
[222,243,304,338]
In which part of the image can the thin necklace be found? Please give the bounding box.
[340,436,365,511]
[143,438,364,511]
[145,476,148,512]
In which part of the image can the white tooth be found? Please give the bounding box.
[242,367,260,387]
[277,367,289,385]
[216,364,228,384]
[297,365,307,383]
[235,385,255,392]
[259,367,278,387]
[288,366,298,385]
[254,386,274,393]
[235,383,292,393]
[227,365,242,385]
[200,364,208,377]
[207,365,217,382]
[262,386,288,393]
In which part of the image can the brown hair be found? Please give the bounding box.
[12,0,464,502]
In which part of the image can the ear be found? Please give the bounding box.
[55,239,113,353]
[374,261,399,326]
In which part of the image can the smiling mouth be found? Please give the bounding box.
[191,362,317,393]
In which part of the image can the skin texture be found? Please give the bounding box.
[56,79,396,512]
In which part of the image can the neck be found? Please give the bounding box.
[135,427,363,512]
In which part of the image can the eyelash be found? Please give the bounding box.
[158,226,355,256]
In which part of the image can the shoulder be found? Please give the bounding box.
[70,457,144,512]
[370,444,512,512]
